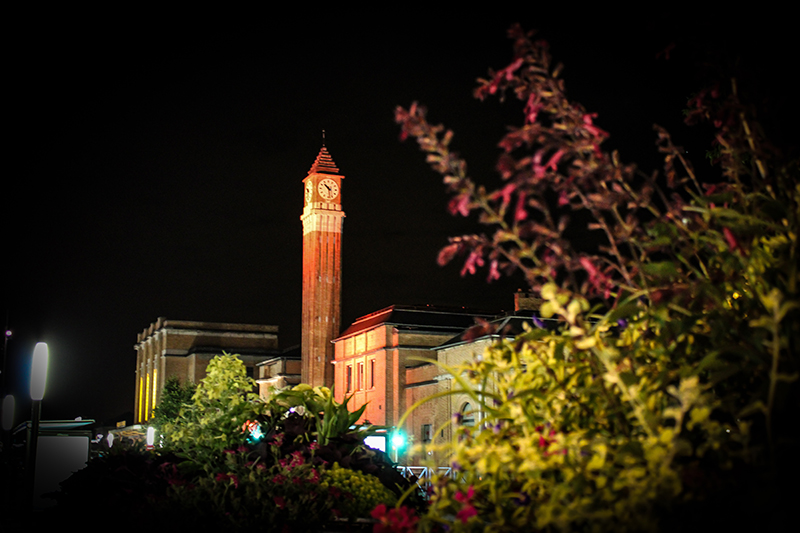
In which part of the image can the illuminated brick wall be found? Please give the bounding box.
[133,318,279,424]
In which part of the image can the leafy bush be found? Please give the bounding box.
[51,356,421,531]
[151,376,196,430]
[322,462,398,519]
[160,354,266,468]
[396,24,798,532]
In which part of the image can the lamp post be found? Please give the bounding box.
[27,342,48,507]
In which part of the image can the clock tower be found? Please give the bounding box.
[301,144,344,387]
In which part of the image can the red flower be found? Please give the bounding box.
[514,192,528,221]
[371,504,419,533]
[215,473,239,488]
[723,227,739,251]
[448,194,471,217]
[546,149,565,171]
[487,259,501,282]
[456,505,478,523]
[525,93,542,124]
[460,250,485,276]
[454,486,478,523]
[581,113,608,140]
[273,495,286,509]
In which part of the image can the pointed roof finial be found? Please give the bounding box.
[308,134,339,175]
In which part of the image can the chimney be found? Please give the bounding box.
[514,289,541,312]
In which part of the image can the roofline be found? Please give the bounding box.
[336,304,499,341]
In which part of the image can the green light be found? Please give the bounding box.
[391,431,405,449]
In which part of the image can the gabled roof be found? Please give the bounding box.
[336,305,498,341]
[308,144,340,175]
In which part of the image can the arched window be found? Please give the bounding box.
[460,402,476,427]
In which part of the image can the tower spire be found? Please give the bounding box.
[308,142,339,175]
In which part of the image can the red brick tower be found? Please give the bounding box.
[301,144,344,387]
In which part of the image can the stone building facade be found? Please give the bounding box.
[332,305,545,465]
[134,318,279,424]
[132,144,546,465]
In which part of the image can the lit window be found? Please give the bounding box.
[422,424,432,443]
[370,359,375,388]
[346,365,352,392]
[460,402,475,427]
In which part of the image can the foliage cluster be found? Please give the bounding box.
[151,376,195,430]
[52,354,418,531]
[395,24,798,532]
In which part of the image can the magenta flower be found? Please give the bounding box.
[460,250,484,276]
[371,504,419,533]
[454,486,478,523]
[723,227,739,251]
[487,260,501,282]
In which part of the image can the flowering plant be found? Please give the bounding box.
[397,24,798,532]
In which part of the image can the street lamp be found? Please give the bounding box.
[1,394,13,431]
[391,428,406,463]
[27,342,48,507]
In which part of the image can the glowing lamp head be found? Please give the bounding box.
[30,342,49,401]
[391,431,405,450]
[146,426,156,447]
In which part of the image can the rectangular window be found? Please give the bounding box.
[346,365,352,392]
[422,424,432,444]
[357,362,364,390]
[370,359,375,388]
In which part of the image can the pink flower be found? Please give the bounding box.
[546,149,565,170]
[371,504,419,533]
[454,486,478,523]
[273,495,285,509]
[456,504,478,523]
[487,259,501,282]
[525,93,542,124]
[514,192,528,221]
[215,473,239,488]
[493,182,516,211]
[460,250,485,276]
[454,486,475,502]
[582,113,608,139]
[448,194,471,217]
[723,227,739,251]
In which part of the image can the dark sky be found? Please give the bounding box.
[4,11,793,426]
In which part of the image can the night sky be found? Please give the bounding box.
[4,10,794,426]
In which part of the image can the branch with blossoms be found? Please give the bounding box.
[395,24,785,312]
[395,24,670,305]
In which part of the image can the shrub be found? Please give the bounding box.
[396,24,798,532]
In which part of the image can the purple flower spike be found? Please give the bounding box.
[532,316,545,328]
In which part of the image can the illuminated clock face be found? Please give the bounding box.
[317,178,339,200]
[305,180,314,203]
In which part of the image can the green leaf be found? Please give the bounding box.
[641,261,680,279]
